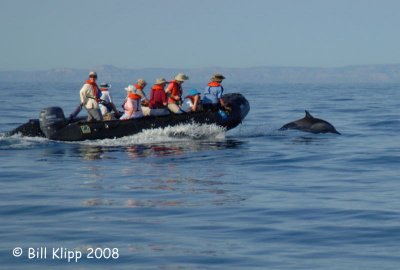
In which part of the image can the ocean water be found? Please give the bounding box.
[0,82,399,270]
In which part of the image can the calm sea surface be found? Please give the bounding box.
[0,82,399,269]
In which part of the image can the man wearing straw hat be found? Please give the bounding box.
[202,73,227,111]
[165,73,189,113]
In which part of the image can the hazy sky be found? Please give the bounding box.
[1,0,400,71]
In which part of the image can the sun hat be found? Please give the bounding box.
[137,78,147,86]
[188,89,200,96]
[210,73,225,82]
[125,84,135,92]
[100,83,111,89]
[155,78,167,85]
[174,73,189,82]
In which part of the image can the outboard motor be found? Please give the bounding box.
[39,107,67,139]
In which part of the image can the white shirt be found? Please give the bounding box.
[99,91,112,115]
[181,97,194,112]
[79,83,100,109]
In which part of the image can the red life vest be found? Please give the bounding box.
[150,85,167,109]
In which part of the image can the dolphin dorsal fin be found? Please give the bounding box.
[305,110,313,119]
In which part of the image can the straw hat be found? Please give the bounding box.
[174,73,189,82]
[125,84,135,92]
[137,78,147,86]
[155,78,167,85]
[210,73,225,82]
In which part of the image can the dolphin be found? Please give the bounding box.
[280,110,341,134]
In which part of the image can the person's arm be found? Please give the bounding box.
[162,91,168,106]
[171,88,181,101]
[138,89,148,100]
[79,84,88,105]
[192,95,200,111]
[165,83,173,94]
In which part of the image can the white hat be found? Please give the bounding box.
[125,84,135,92]
[174,73,189,82]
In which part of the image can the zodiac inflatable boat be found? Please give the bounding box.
[7,93,250,141]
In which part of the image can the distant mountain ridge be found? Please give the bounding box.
[1,64,400,83]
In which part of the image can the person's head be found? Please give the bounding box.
[88,71,97,82]
[137,78,147,88]
[125,84,135,92]
[100,83,111,91]
[155,78,167,86]
[174,73,189,84]
[210,73,225,83]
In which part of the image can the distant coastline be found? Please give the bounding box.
[1,64,400,83]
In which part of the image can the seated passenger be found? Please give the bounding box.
[181,89,201,113]
[99,83,120,120]
[165,73,189,114]
[132,78,149,101]
[120,85,144,120]
[202,73,226,111]
[146,78,170,116]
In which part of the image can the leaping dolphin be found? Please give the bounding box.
[280,110,341,134]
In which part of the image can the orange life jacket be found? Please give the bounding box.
[167,80,182,104]
[128,84,144,100]
[208,81,221,87]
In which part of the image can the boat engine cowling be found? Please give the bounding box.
[39,107,67,139]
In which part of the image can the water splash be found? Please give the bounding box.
[77,123,226,147]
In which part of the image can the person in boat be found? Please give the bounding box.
[181,89,202,113]
[98,83,120,120]
[79,71,103,121]
[132,78,149,102]
[202,73,227,111]
[120,84,144,120]
[165,73,189,114]
[146,78,170,116]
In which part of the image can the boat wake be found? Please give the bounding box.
[75,123,227,147]
[1,123,226,149]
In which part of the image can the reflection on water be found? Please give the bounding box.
[125,144,184,159]
[80,174,245,209]
[77,145,105,160]
[71,139,245,160]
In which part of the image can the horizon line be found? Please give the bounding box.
[1,63,400,72]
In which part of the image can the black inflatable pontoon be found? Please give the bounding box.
[7,93,250,141]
